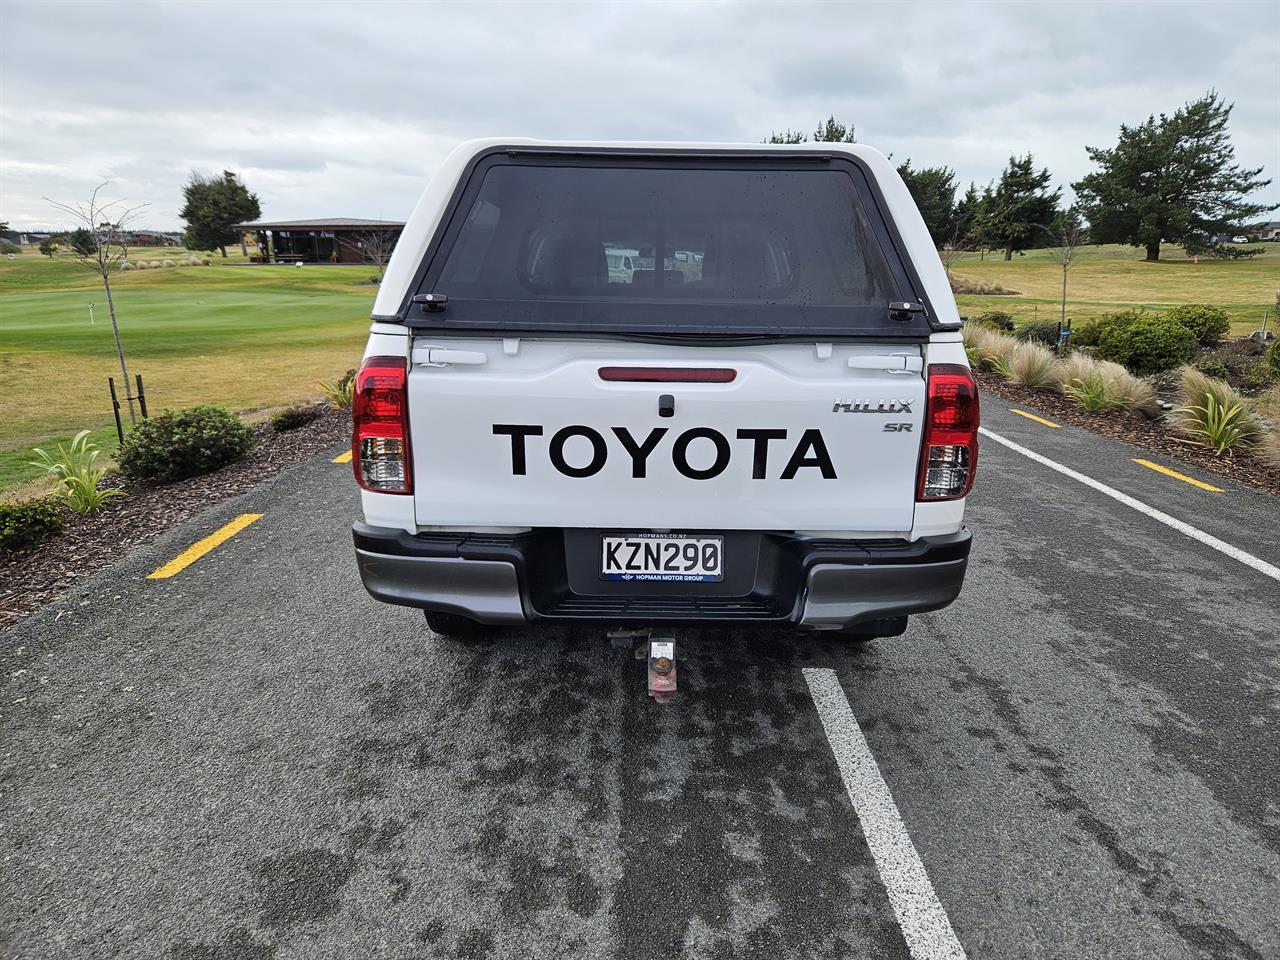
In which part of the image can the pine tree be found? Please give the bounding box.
[896,161,958,246]
[179,171,261,258]
[1073,91,1275,261]
[766,116,856,144]
[982,155,1060,260]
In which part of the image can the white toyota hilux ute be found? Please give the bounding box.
[350,139,978,641]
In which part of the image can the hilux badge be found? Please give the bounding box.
[832,399,914,414]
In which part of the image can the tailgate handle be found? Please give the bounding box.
[846,353,923,374]
[420,347,488,366]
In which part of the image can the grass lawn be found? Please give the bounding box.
[951,242,1279,336]
[1,250,374,492]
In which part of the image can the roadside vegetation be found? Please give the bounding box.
[964,299,1280,483]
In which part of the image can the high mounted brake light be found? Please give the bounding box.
[917,363,979,501]
[352,356,411,494]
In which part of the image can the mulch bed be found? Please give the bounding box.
[0,408,350,633]
[975,371,1280,496]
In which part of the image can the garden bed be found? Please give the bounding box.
[0,408,349,632]
[976,371,1280,496]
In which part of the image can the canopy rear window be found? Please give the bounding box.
[407,153,929,337]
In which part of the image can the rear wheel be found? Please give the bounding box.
[423,611,493,641]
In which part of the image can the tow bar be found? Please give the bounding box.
[608,629,679,703]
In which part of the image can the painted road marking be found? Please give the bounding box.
[803,668,967,960]
[1133,458,1223,493]
[980,428,1280,583]
[147,514,264,580]
[332,450,353,464]
[1009,408,1060,428]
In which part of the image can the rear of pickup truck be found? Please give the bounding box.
[350,140,977,638]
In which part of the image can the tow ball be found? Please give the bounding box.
[607,630,679,703]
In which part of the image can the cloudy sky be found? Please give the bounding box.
[3,0,1277,230]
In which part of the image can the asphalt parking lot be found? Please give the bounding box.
[2,404,1278,960]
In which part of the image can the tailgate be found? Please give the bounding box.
[408,339,925,532]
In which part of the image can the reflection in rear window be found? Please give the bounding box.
[435,165,902,308]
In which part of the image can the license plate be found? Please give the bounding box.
[601,534,724,582]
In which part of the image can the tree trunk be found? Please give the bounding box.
[1144,240,1160,261]
[101,271,136,426]
[1003,240,1014,261]
[240,238,248,257]
[219,245,228,258]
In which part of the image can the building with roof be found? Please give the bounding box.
[233,218,405,264]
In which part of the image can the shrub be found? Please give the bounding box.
[201,257,212,266]
[0,240,20,256]
[1174,366,1263,455]
[971,311,1016,331]
[1014,318,1061,346]
[118,406,255,482]
[27,430,123,514]
[162,259,175,268]
[135,260,150,270]
[1096,314,1198,375]
[1193,358,1231,381]
[120,260,136,271]
[0,498,64,552]
[319,369,356,410]
[271,404,323,432]
[1165,304,1231,347]
[1267,340,1280,380]
[1072,310,1145,348]
[1008,343,1062,389]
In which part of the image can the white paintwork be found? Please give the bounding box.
[981,428,1280,583]
[373,138,960,328]
[407,338,926,532]
[361,140,974,541]
[804,668,968,960]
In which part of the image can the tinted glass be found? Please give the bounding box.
[435,165,902,307]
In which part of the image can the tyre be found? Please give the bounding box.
[423,611,493,641]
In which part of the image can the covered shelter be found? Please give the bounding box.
[234,218,405,264]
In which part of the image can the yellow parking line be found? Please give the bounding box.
[332,450,353,463]
[1133,459,1223,493]
[147,514,264,580]
[1009,408,1060,428]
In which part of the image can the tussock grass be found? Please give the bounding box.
[1008,342,1062,390]
[1058,353,1161,416]
[963,324,1019,373]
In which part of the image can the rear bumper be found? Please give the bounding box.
[353,524,971,630]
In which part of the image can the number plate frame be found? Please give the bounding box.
[600,533,724,582]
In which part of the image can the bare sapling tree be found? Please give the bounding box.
[46,184,148,423]
[355,228,399,281]
[1042,206,1090,343]
[938,225,971,275]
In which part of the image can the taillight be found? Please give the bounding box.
[352,356,411,494]
[917,363,979,501]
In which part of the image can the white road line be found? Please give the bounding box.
[803,668,967,960]
[979,427,1280,584]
